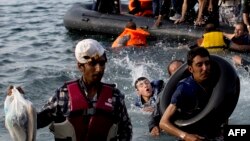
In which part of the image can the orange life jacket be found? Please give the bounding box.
[129,0,153,17]
[67,81,115,141]
[112,27,150,48]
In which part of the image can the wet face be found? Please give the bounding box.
[78,55,106,85]
[234,24,244,38]
[188,55,211,83]
[136,79,153,98]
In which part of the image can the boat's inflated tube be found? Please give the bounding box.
[160,55,240,127]
[63,3,208,38]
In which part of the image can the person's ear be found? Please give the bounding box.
[188,66,193,73]
[136,88,141,96]
[77,62,84,71]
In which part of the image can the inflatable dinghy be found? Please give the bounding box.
[63,3,233,39]
[159,55,240,130]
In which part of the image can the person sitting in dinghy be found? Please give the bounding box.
[92,0,121,14]
[112,21,150,48]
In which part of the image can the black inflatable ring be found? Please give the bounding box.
[160,55,240,127]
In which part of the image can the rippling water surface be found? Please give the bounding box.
[1,0,250,141]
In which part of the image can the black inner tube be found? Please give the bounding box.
[159,55,240,127]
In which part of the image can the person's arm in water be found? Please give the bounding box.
[232,55,250,71]
[148,97,161,136]
[229,42,250,52]
[223,32,250,52]
[160,104,205,140]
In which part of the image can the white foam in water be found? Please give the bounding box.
[107,47,250,140]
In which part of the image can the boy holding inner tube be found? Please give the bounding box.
[159,47,224,140]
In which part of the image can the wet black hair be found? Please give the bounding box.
[187,47,210,66]
[126,21,136,30]
[204,23,217,33]
[134,77,148,88]
[167,59,184,75]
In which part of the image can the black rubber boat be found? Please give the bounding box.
[63,3,233,39]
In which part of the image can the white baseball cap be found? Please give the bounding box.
[75,39,105,64]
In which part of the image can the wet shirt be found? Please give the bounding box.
[37,77,132,140]
[135,94,157,108]
[134,80,164,108]
[171,76,211,119]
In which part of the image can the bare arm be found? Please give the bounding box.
[223,32,235,40]
[243,13,250,26]
[243,13,250,33]
[160,104,205,141]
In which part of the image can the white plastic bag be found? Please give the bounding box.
[4,87,37,141]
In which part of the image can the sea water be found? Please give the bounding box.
[0,0,250,140]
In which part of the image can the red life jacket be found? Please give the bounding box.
[67,81,115,141]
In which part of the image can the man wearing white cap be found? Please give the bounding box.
[37,39,133,141]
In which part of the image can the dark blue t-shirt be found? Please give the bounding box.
[171,76,211,119]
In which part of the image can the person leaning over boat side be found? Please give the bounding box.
[148,59,184,136]
[159,47,224,140]
[37,39,132,141]
[134,77,164,112]
[112,21,150,48]
[128,0,153,17]
[92,0,121,14]
[232,55,250,71]
[223,22,250,52]
[242,0,250,33]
